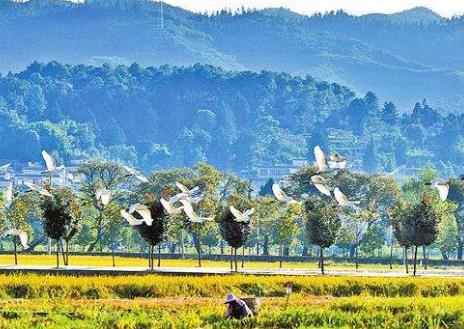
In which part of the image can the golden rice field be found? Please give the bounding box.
[0,253,416,270]
[0,274,462,327]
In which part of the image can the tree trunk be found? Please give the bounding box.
[56,240,60,269]
[423,246,427,270]
[320,247,325,274]
[230,247,233,270]
[220,240,224,255]
[148,245,152,270]
[180,231,185,259]
[65,241,69,266]
[241,245,245,268]
[169,242,176,254]
[111,243,116,267]
[457,239,463,260]
[349,244,356,258]
[404,247,409,274]
[389,243,393,270]
[355,246,359,269]
[301,244,308,257]
[192,236,202,267]
[60,241,66,266]
[158,244,161,267]
[283,245,290,256]
[256,241,260,255]
[263,235,269,256]
[413,246,418,276]
[442,251,449,267]
[234,248,238,272]
[279,243,283,269]
[13,238,17,266]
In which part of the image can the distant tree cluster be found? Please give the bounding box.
[1,62,464,176]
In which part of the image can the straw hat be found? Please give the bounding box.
[224,293,238,304]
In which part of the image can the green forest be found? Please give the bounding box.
[1,61,463,177]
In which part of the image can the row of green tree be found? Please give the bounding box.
[2,159,464,274]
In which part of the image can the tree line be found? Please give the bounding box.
[2,158,464,275]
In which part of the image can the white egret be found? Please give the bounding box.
[120,209,144,226]
[310,175,331,197]
[24,182,53,198]
[129,203,153,226]
[95,189,111,206]
[229,206,254,223]
[334,187,359,208]
[329,153,347,169]
[434,182,450,201]
[123,165,149,183]
[3,229,29,248]
[41,150,65,172]
[160,198,183,215]
[314,146,329,172]
[179,199,213,223]
[272,183,300,205]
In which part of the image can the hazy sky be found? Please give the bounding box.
[160,0,464,17]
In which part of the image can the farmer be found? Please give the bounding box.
[224,293,253,319]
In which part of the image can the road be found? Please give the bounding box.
[0,264,463,277]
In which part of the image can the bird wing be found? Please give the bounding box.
[189,186,200,194]
[100,192,111,206]
[311,175,325,184]
[24,182,37,191]
[314,146,328,171]
[334,188,349,206]
[121,209,143,226]
[272,183,289,202]
[123,165,137,175]
[129,203,140,214]
[38,189,53,198]
[18,231,28,248]
[229,205,243,220]
[180,200,198,221]
[314,183,332,197]
[136,208,153,226]
[161,198,181,215]
[41,150,56,171]
[135,173,149,183]
[0,163,10,171]
[4,188,13,208]
[176,182,190,194]
[436,183,449,201]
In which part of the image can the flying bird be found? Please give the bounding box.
[24,182,53,198]
[3,229,29,248]
[41,150,65,172]
[272,183,300,204]
[329,153,347,169]
[95,189,111,206]
[431,181,450,201]
[314,146,329,172]
[334,187,359,208]
[170,182,203,204]
[179,199,213,223]
[310,175,331,197]
[120,209,144,226]
[229,206,254,223]
[160,198,183,215]
[129,203,153,226]
[123,165,149,184]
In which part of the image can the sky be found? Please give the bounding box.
[158,0,464,17]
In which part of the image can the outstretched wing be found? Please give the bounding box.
[229,205,243,220]
[314,146,328,171]
[314,183,331,197]
[334,187,349,207]
[176,182,190,194]
[41,150,56,171]
[272,183,288,202]
[436,183,449,201]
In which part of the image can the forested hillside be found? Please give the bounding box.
[1,0,464,110]
[1,61,464,176]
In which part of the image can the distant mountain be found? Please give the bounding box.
[1,0,464,110]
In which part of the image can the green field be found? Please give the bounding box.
[0,274,463,328]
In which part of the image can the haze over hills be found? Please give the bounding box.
[1,0,464,111]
